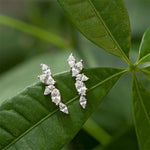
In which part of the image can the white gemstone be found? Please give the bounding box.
[44,85,55,95]
[51,88,60,97]
[72,68,80,77]
[78,86,87,96]
[52,96,61,105]
[45,76,56,85]
[67,53,76,68]
[38,74,47,83]
[51,88,61,105]
[79,96,87,109]
[76,74,89,81]
[75,80,84,89]
[75,60,83,71]
[59,102,69,114]
[41,64,51,75]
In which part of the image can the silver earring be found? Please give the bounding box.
[67,54,89,109]
[38,64,69,114]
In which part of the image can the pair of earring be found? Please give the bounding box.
[38,53,89,114]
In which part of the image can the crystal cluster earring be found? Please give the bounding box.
[38,64,69,114]
[67,54,89,109]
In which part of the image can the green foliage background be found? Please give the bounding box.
[0,0,150,149]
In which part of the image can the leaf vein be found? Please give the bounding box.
[87,0,130,64]
[3,69,127,150]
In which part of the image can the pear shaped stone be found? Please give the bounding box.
[78,86,87,96]
[67,53,76,68]
[75,60,83,71]
[44,85,55,95]
[52,96,61,105]
[51,88,60,97]
[79,96,87,109]
[41,64,51,75]
[59,102,69,114]
[72,68,80,77]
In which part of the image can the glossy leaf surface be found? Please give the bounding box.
[58,0,131,62]
[0,68,125,150]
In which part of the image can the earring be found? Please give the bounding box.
[67,54,89,109]
[38,64,69,114]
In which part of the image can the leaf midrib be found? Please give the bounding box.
[134,75,150,124]
[87,0,131,64]
[3,69,127,150]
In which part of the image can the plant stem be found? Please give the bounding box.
[0,14,69,49]
[83,118,112,146]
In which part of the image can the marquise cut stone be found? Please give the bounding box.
[59,102,69,114]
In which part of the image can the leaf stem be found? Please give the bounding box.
[0,14,69,49]
[135,53,150,66]
[83,118,112,146]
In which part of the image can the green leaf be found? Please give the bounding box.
[132,74,150,150]
[57,0,131,64]
[0,68,126,150]
[140,67,150,81]
[137,27,150,64]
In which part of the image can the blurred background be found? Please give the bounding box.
[0,0,150,149]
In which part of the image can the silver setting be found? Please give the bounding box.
[67,53,89,109]
[38,63,69,114]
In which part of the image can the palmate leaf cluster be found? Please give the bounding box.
[0,0,150,150]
